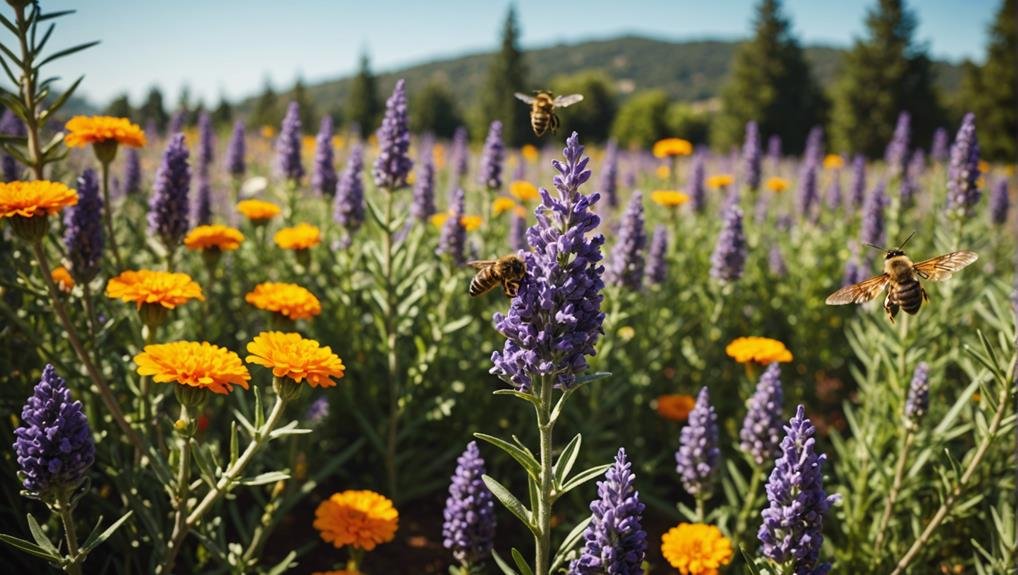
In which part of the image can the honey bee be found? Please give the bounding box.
[514,91,584,137]
[825,233,978,323]
[468,255,526,298]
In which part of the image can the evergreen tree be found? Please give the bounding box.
[960,0,1016,161]
[212,94,233,127]
[346,52,381,137]
[713,0,826,154]
[410,81,463,138]
[176,84,193,125]
[291,76,318,134]
[610,90,671,148]
[831,0,941,157]
[550,71,617,143]
[104,93,132,119]
[138,86,168,133]
[250,78,280,129]
[478,5,528,146]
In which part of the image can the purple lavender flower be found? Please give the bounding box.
[884,112,910,177]
[0,109,25,181]
[148,134,191,249]
[443,441,496,567]
[605,192,646,290]
[333,143,365,234]
[311,116,337,197]
[511,152,526,182]
[742,121,762,191]
[758,405,837,575]
[849,155,867,209]
[225,120,246,178]
[900,149,925,207]
[599,139,619,209]
[490,133,605,391]
[645,225,668,285]
[946,113,980,218]
[825,171,842,210]
[168,110,185,135]
[989,178,1009,226]
[767,134,782,168]
[569,448,647,575]
[412,141,436,221]
[930,127,949,164]
[676,387,720,497]
[438,188,467,264]
[123,147,141,196]
[768,245,788,277]
[740,363,784,466]
[193,173,212,226]
[860,180,887,248]
[197,111,214,176]
[372,79,413,190]
[450,126,469,185]
[478,121,505,191]
[63,169,104,283]
[689,150,706,213]
[509,211,527,252]
[804,126,824,165]
[275,102,304,183]
[304,396,330,428]
[13,365,95,495]
[842,247,866,287]
[710,203,747,283]
[904,362,929,430]
[796,159,819,219]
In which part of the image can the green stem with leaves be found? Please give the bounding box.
[874,430,914,557]
[98,159,124,269]
[733,465,764,547]
[167,403,192,574]
[534,374,555,575]
[55,489,82,575]
[382,185,401,500]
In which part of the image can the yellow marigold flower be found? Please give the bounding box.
[260,126,276,139]
[314,490,398,551]
[301,135,317,156]
[184,224,245,251]
[492,197,517,216]
[274,223,321,250]
[430,213,448,228]
[661,523,733,575]
[433,143,446,169]
[978,160,990,173]
[765,177,789,193]
[509,180,540,202]
[106,269,204,309]
[245,282,321,320]
[64,116,146,148]
[51,266,74,293]
[653,138,693,158]
[656,165,671,179]
[521,144,540,162]
[650,190,689,208]
[706,174,735,189]
[331,134,345,150]
[514,205,529,218]
[246,331,345,387]
[134,341,250,395]
[461,215,483,232]
[823,154,844,170]
[0,181,78,219]
[725,336,793,364]
[236,199,281,222]
[657,394,696,422]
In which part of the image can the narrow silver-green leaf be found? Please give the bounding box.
[557,463,611,499]
[474,433,540,479]
[482,474,535,534]
[553,433,582,488]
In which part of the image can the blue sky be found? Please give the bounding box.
[38,1,999,106]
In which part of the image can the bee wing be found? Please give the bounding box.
[913,251,978,281]
[467,259,497,270]
[825,274,890,305]
[553,94,584,108]
[514,92,537,104]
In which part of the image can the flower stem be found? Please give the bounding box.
[167,404,192,573]
[382,185,401,500]
[534,375,555,575]
[56,489,83,575]
[99,160,124,269]
[874,430,914,557]
[12,4,45,180]
[733,465,764,546]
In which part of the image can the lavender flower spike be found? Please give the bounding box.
[148,134,191,250]
[849,154,866,209]
[605,192,646,291]
[860,180,887,248]
[123,147,142,196]
[884,111,910,177]
[569,448,647,575]
[710,203,747,283]
[509,211,527,251]
[443,441,496,568]
[490,132,605,391]
[740,363,784,466]
[193,173,212,226]
[742,120,762,191]
[225,120,246,177]
[478,120,505,191]
[946,112,980,218]
[450,126,470,185]
[904,362,930,431]
[767,134,782,168]
[333,143,365,235]
[645,225,668,285]
[275,101,304,183]
[311,116,337,197]
[372,79,413,190]
[930,127,949,164]
[412,140,436,221]
[13,365,95,495]
[758,405,837,575]
[304,396,330,428]
[989,178,1009,226]
[676,387,720,497]
[438,188,466,264]
[688,150,706,213]
[197,111,214,176]
[63,169,104,283]
[768,245,788,277]
[599,139,619,209]
[1,109,25,181]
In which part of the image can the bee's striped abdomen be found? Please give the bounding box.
[469,269,499,297]
[531,112,549,137]
[891,279,922,314]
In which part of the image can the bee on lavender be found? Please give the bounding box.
[468,255,526,298]
[514,90,584,137]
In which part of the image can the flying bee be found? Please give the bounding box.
[514,90,584,137]
[468,255,526,298]
[825,232,978,323]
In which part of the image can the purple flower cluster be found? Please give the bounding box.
[599,140,619,209]
[849,155,867,209]
[373,79,413,190]
[842,247,866,287]
[768,245,788,277]
[275,102,304,183]
[304,396,330,428]
[333,144,365,234]
[478,121,505,191]
[930,127,949,164]
[225,121,246,177]
[767,134,782,168]
[740,363,784,466]
[193,174,212,225]
[509,212,527,251]
[123,148,141,196]
[758,405,837,575]
[197,111,214,177]
[676,387,720,497]
[63,169,104,283]
[442,441,496,567]
[946,113,980,218]
[312,116,337,197]
[490,133,605,391]
[168,110,185,135]
[710,203,747,283]
[884,112,910,177]
[1,109,25,181]
[412,141,436,221]
[900,149,925,207]
[450,126,469,185]
[570,448,647,575]
[860,180,887,248]
[438,188,466,264]
[605,192,646,291]
[688,150,706,214]
[989,178,1010,226]
[797,127,823,218]
[13,365,95,495]
[825,171,842,210]
[148,134,191,249]
[904,362,930,430]
[645,225,668,285]
[742,121,762,191]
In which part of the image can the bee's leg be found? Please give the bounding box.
[921,286,929,303]
[884,294,898,324]
[549,113,559,134]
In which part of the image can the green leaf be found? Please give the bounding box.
[265,550,297,575]
[241,471,290,486]
[550,516,592,572]
[572,371,612,387]
[553,433,582,488]
[557,463,610,499]
[492,550,520,575]
[254,384,265,430]
[365,197,388,231]
[37,40,100,68]
[510,547,534,575]
[25,514,58,555]
[0,533,60,561]
[37,9,77,22]
[269,420,312,439]
[230,421,239,466]
[482,475,535,534]
[442,315,473,334]
[81,511,133,554]
[474,433,540,479]
[492,388,539,406]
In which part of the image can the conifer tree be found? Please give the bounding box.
[960,0,1016,161]
[346,52,381,137]
[250,78,281,130]
[479,6,528,146]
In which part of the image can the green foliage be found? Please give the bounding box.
[138,86,168,133]
[477,5,528,146]
[346,52,381,137]
[103,93,132,120]
[410,81,463,138]
[610,90,670,148]
[212,94,233,127]
[958,0,1016,161]
[549,71,617,143]
[289,76,317,133]
[666,102,712,146]
[249,77,281,130]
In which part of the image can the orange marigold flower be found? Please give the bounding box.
[461,214,483,231]
[657,394,696,422]
[725,336,793,364]
[493,197,517,216]
[236,199,281,222]
[510,180,540,202]
[245,282,321,320]
[274,223,321,250]
[64,116,146,148]
[314,490,398,551]
[661,523,733,575]
[184,224,245,251]
[655,165,671,179]
[106,269,204,309]
[521,144,540,162]
[765,177,789,193]
[653,138,693,158]
[650,190,689,208]
[823,154,844,170]
[260,126,276,139]
[51,266,75,293]
[0,181,78,219]
[134,341,250,395]
[430,213,448,228]
[246,331,345,387]
[706,174,735,189]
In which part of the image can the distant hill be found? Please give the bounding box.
[252,35,964,113]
